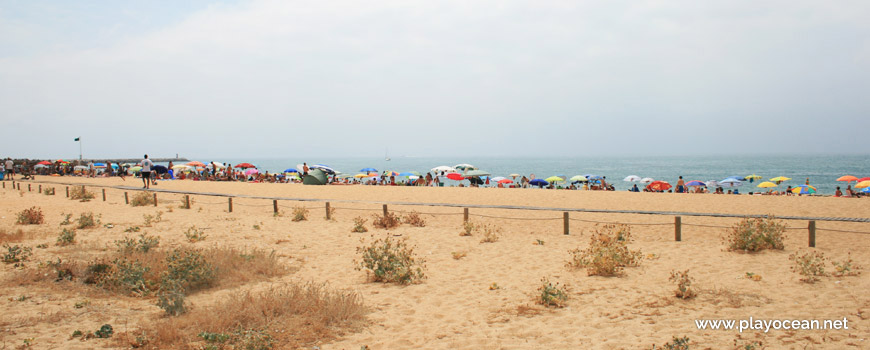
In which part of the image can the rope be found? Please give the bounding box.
[470,213,561,221]
[571,217,673,226]
[329,206,381,212]
[817,228,870,235]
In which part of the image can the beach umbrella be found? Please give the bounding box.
[769,176,791,182]
[862,187,870,193]
[623,175,641,182]
[685,180,706,187]
[211,162,227,168]
[360,167,378,173]
[129,166,142,172]
[454,164,476,171]
[757,182,777,188]
[94,163,106,168]
[465,170,491,177]
[855,181,870,189]
[310,164,335,174]
[383,171,399,177]
[57,159,70,164]
[640,177,654,184]
[37,161,52,165]
[545,176,565,183]
[74,165,88,171]
[858,177,870,182]
[647,181,672,191]
[719,178,743,187]
[509,173,520,178]
[529,179,549,187]
[836,175,858,182]
[490,176,507,182]
[354,173,371,178]
[497,179,514,184]
[398,172,415,177]
[187,161,206,167]
[153,165,168,174]
[705,180,719,188]
[745,174,762,180]
[792,185,816,194]
[34,164,49,169]
[235,163,256,169]
[446,173,465,181]
[110,163,119,169]
[431,166,456,173]
[245,169,259,176]
[283,168,299,173]
[569,175,587,182]
[172,164,191,170]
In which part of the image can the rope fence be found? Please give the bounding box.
[12,179,870,247]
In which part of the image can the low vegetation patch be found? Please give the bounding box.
[115,233,161,253]
[725,216,785,252]
[125,282,367,349]
[566,224,643,276]
[538,277,568,308]
[452,251,467,260]
[70,186,95,202]
[56,228,76,246]
[356,235,425,284]
[130,191,156,207]
[292,206,309,222]
[371,211,401,229]
[183,225,207,242]
[669,270,696,299]
[3,244,33,264]
[60,213,72,226]
[352,216,368,233]
[789,250,828,283]
[402,211,426,227]
[650,336,691,350]
[460,221,476,236]
[16,207,45,225]
[832,253,861,277]
[479,224,501,243]
[143,212,163,227]
[42,187,55,195]
[76,212,100,229]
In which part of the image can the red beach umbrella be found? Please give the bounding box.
[234,163,256,168]
[858,177,870,182]
[187,161,206,167]
[446,173,465,181]
[497,179,514,184]
[37,161,52,165]
[647,181,672,191]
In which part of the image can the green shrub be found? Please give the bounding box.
[107,258,150,296]
[162,248,215,292]
[789,250,828,283]
[725,216,785,252]
[352,217,368,233]
[356,235,425,284]
[94,324,113,338]
[650,336,690,350]
[16,207,44,225]
[70,186,95,202]
[566,224,643,276]
[56,228,76,246]
[183,225,207,242]
[538,277,568,308]
[832,253,861,277]
[116,233,160,254]
[157,279,187,316]
[3,244,32,264]
[76,212,100,229]
[131,191,156,207]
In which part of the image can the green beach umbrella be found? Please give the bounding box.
[464,170,491,177]
[570,175,587,182]
[545,176,565,183]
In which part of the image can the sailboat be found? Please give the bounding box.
[385,148,391,161]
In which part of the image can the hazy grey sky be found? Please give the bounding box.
[2,0,868,159]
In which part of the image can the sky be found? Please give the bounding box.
[1,0,869,160]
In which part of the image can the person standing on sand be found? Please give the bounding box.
[5,158,14,180]
[676,176,685,193]
[140,155,154,189]
[303,163,309,176]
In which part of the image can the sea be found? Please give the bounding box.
[156,155,870,195]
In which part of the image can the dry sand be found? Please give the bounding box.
[2,177,869,349]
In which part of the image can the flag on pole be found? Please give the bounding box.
[74,137,80,141]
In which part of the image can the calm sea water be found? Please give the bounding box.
[158,155,870,195]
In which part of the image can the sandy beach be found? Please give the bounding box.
[2,177,869,349]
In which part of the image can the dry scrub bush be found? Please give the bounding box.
[127,282,367,350]
[452,251,467,260]
[292,206,309,222]
[650,336,691,350]
[0,228,26,243]
[725,216,785,252]
[116,233,160,253]
[42,187,55,195]
[16,207,45,225]
[183,225,207,242]
[3,244,32,264]
[566,224,643,276]
[130,191,155,207]
[56,228,76,246]
[669,270,696,299]
[479,224,501,243]
[538,277,568,308]
[460,221,476,236]
[832,253,861,277]
[402,211,426,227]
[69,186,95,202]
[76,212,100,229]
[789,250,828,283]
[356,235,425,284]
[352,217,368,233]
[371,211,401,229]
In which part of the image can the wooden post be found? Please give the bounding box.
[325,202,331,220]
[273,200,278,214]
[674,216,682,242]
[563,212,569,235]
[28,184,31,191]
[102,189,106,201]
[38,184,41,192]
[66,186,69,197]
[17,183,21,190]
[464,208,469,223]
[153,193,157,206]
[2,182,4,188]
[382,204,388,217]
[808,220,816,248]
[185,195,190,209]
[228,197,233,212]
[124,192,129,204]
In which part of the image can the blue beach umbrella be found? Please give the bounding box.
[284,168,299,173]
[584,174,603,180]
[685,180,706,187]
[360,168,377,173]
[529,179,549,187]
[862,187,870,193]
[398,172,415,177]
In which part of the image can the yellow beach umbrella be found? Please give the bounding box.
[545,176,565,183]
[769,176,791,182]
[745,174,762,180]
[757,182,777,188]
[856,181,870,189]
[354,173,369,178]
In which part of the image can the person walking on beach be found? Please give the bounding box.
[5,158,14,180]
[140,154,154,189]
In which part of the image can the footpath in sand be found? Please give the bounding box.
[2,177,869,349]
